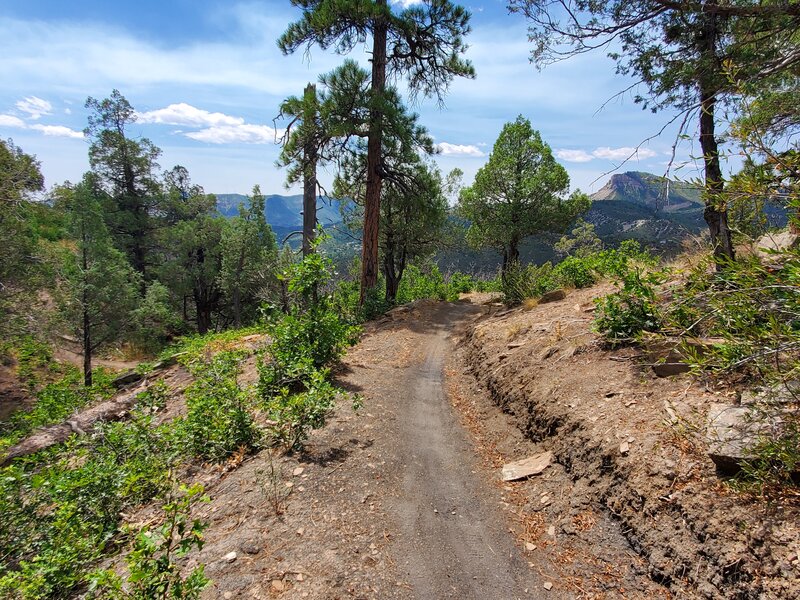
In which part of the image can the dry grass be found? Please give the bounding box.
[523,298,539,311]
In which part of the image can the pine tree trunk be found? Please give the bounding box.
[302,83,318,258]
[699,3,734,262]
[81,244,92,387]
[232,287,241,328]
[360,0,388,304]
[83,308,92,387]
[508,241,520,266]
[196,297,211,334]
[384,250,398,302]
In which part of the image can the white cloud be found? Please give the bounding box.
[64,107,72,115]
[137,103,244,127]
[0,114,26,128]
[138,102,282,145]
[16,96,52,119]
[393,0,425,7]
[592,146,656,161]
[186,123,280,144]
[0,113,84,139]
[556,149,594,163]
[437,142,485,157]
[0,15,348,100]
[556,146,658,163]
[30,124,84,139]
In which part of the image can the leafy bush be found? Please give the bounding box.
[473,273,502,293]
[183,351,258,463]
[552,255,596,289]
[446,271,476,295]
[0,404,179,598]
[262,363,339,451]
[396,264,453,303]
[499,240,658,306]
[88,484,209,600]
[15,336,54,389]
[267,308,358,373]
[594,267,663,346]
[258,246,358,451]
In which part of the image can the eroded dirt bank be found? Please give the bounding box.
[461,287,799,599]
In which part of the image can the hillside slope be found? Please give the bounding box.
[462,286,799,598]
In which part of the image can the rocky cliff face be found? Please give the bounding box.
[585,172,706,250]
[590,171,702,211]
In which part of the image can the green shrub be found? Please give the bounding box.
[268,308,359,372]
[88,484,209,599]
[184,351,258,463]
[0,408,179,598]
[15,336,54,389]
[446,271,476,295]
[262,363,339,451]
[396,264,452,303]
[474,274,501,293]
[594,267,663,346]
[499,241,658,306]
[553,255,596,289]
[258,245,358,451]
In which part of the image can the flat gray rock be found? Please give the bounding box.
[501,451,553,481]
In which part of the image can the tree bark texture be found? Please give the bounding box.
[302,83,318,258]
[81,240,92,387]
[699,2,734,262]
[360,0,388,304]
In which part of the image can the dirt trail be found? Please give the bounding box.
[382,303,544,599]
[126,298,666,598]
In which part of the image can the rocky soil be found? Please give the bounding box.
[462,287,799,599]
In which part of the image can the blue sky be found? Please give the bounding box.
[0,0,706,196]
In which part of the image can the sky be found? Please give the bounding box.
[0,0,708,197]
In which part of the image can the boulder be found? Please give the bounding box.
[754,230,799,265]
[112,371,143,388]
[539,289,567,304]
[706,402,789,474]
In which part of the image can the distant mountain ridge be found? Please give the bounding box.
[215,193,342,228]
[590,171,703,210]
[584,171,708,250]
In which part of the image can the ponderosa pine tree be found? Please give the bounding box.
[277,60,371,256]
[458,116,590,275]
[279,0,474,301]
[84,90,161,277]
[334,88,446,301]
